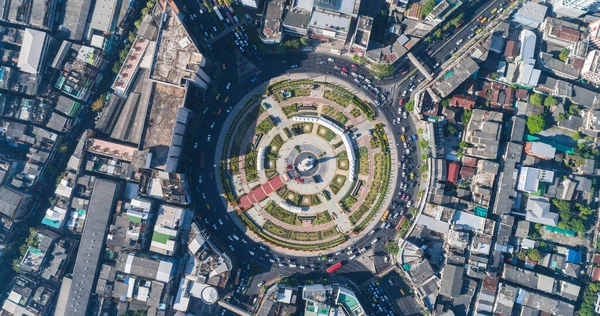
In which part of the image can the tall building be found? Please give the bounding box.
[553,0,594,17]
[582,50,600,84]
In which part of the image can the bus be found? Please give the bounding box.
[326,262,342,274]
[381,210,390,222]
[214,7,224,20]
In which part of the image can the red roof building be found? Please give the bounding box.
[594,254,600,265]
[593,267,600,282]
[447,162,460,183]
[462,156,478,168]
[504,40,519,59]
[516,89,528,100]
[460,166,476,179]
[504,87,515,108]
[449,94,476,110]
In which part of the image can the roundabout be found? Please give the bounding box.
[217,76,397,254]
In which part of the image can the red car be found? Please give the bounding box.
[401,70,408,75]
[341,67,349,73]
[398,99,405,106]
[351,64,358,69]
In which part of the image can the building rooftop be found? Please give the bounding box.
[112,36,150,96]
[313,0,357,15]
[263,0,285,41]
[352,15,373,50]
[89,0,117,33]
[432,57,479,98]
[62,0,93,41]
[65,179,119,315]
[513,2,548,28]
[150,203,192,255]
[464,109,503,159]
[440,264,464,298]
[150,4,204,87]
[17,28,46,75]
[310,10,352,32]
[115,253,174,283]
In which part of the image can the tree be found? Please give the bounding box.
[459,141,470,149]
[568,104,579,116]
[299,36,309,46]
[385,241,400,255]
[421,0,437,18]
[559,48,570,62]
[440,99,450,108]
[529,93,544,106]
[425,36,432,42]
[527,248,542,261]
[418,139,429,150]
[462,109,472,125]
[371,63,394,78]
[526,114,545,134]
[557,112,567,122]
[91,97,105,112]
[444,124,457,136]
[434,29,442,39]
[572,131,581,141]
[543,95,558,107]
[405,100,415,112]
[491,72,499,80]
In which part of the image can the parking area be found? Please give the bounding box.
[380,271,421,316]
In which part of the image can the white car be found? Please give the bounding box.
[456,39,464,45]
[207,134,211,141]
[198,176,203,184]
[226,83,231,89]
[213,26,218,32]
[194,142,198,149]
[257,281,265,287]
[202,193,207,200]
[398,107,402,115]
[211,122,215,129]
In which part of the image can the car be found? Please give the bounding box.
[327,57,336,62]
[210,122,215,129]
[401,126,406,133]
[400,134,406,142]
[202,192,207,200]
[468,33,475,39]
[198,176,203,184]
[341,67,349,72]
[279,263,287,267]
[411,134,418,141]
[333,65,341,70]
[227,106,232,113]
[222,63,227,70]
[392,119,397,125]
[218,219,223,225]
[433,62,440,69]
[229,245,235,251]
[224,96,229,102]
[207,134,212,141]
[226,83,231,89]
[351,64,358,69]
[427,49,433,55]
[250,77,258,83]
[402,90,407,97]
[401,70,408,75]
[480,17,487,23]
[456,39,464,45]
[215,93,220,100]
[319,60,327,64]
[290,64,298,69]
[371,238,378,245]
[257,281,265,287]
[194,142,198,149]
[409,85,415,92]
[269,258,275,263]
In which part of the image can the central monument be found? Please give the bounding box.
[297,156,315,172]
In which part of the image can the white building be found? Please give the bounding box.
[517,167,555,193]
[553,0,595,18]
[150,204,192,256]
[582,50,600,84]
[17,28,49,75]
[241,0,259,8]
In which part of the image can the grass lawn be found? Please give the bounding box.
[340,195,358,211]
[245,151,258,182]
[323,90,350,107]
[350,107,361,118]
[264,221,291,238]
[292,88,311,97]
[314,211,333,225]
[291,231,319,241]
[292,123,313,135]
[299,194,321,206]
[256,116,275,134]
[358,146,369,175]
[320,226,339,239]
[282,103,298,117]
[269,206,301,226]
[322,105,349,125]
[269,134,284,155]
[349,204,370,224]
[330,174,347,194]
[318,126,337,142]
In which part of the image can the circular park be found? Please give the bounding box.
[217,78,395,253]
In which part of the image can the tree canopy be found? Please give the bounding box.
[559,48,570,62]
[371,63,394,78]
[529,93,544,106]
[526,114,545,134]
[405,100,415,112]
[421,0,437,18]
[543,95,558,107]
[385,241,400,255]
